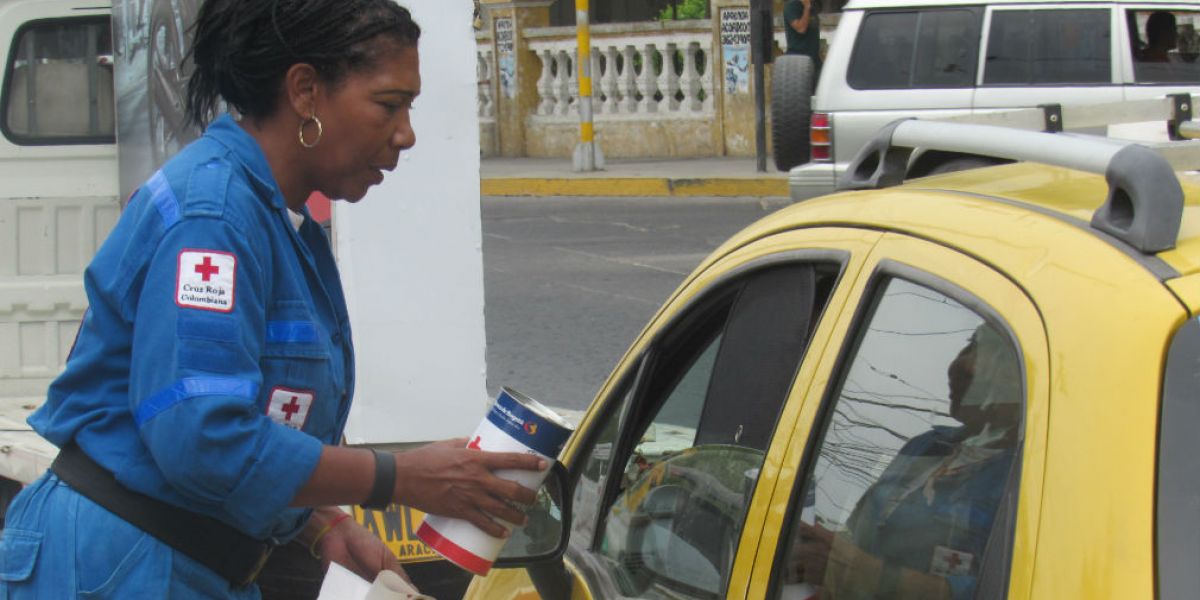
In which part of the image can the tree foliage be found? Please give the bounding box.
[656,0,709,20]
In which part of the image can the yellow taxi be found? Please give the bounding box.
[465,116,1200,600]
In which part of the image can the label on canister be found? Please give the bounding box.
[416,387,573,576]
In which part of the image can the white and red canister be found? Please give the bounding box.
[416,387,573,576]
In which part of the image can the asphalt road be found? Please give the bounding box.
[482,195,792,412]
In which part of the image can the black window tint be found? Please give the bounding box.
[849,12,917,89]
[2,17,114,144]
[984,9,1110,85]
[773,277,1023,600]
[912,10,980,87]
[848,9,980,90]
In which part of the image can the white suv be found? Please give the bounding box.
[773,0,1200,200]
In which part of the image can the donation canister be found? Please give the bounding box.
[416,387,573,575]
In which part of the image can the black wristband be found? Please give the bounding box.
[360,449,396,510]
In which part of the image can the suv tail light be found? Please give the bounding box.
[811,112,831,162]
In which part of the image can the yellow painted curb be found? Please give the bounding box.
[481,177,788,198]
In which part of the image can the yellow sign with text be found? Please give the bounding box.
[353,504,441,563]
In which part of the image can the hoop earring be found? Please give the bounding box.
[299,115,323,148]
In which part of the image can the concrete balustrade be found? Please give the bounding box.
[476,0,836,160]
[527,22,714,121]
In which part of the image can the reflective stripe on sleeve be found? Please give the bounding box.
[146,170,181,227]
[135,377,259,426]
[265,321,319,344]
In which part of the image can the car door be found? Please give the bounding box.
[746,233,1048,600]
[541,228,880,600]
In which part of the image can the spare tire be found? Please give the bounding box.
[770,55,815,172]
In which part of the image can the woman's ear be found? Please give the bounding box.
[283,63,320,118]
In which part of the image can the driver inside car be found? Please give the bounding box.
[788,324,1022,600]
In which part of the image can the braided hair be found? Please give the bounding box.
[185,0,421,128]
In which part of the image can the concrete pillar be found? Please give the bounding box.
[481,0,552,157]
[712,0,756,156]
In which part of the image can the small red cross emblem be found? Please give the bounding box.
[281,396,301,422]
[266,387,312,430]
[467,436,482,450]
[194,256,220,281]
[946,553,963,570]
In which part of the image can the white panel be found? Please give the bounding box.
[1,195,116,405]
[0,204,15,277]
[18,322,46,371]
[336,0,488,444]
[56,206,82,274]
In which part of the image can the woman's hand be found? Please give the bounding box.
[394,438,547,538]
[309,507,411,585]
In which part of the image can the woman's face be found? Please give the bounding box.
[308,42,420,202]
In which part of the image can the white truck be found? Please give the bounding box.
[0,0,117,514]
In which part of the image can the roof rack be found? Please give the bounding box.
[838,95,1198,253]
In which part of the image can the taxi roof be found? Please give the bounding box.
[717,162,1200,311]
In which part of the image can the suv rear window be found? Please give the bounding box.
[847,9,981,90]
[983,9,1111,85]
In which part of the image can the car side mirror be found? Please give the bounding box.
[493,460,572,567]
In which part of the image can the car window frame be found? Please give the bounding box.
[0,15,115,146]
[765,259,1028,600]
[560,250,851,598]
[1124,7,1200,85]
[1157,316,1200,600]
[978,5,1117,88]
[847,6,984,91]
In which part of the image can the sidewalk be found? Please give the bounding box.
[480,156,790,198]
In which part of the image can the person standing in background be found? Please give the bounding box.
[784,0,823,77]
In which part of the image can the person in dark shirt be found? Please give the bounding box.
[783,0,822,76]
[1141,11,1179,62]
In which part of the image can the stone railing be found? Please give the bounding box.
[473,13,839,159]
[523,20,714,122]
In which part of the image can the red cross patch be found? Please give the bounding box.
[930,545,974,577]
[266,387,314,430]
[176,249,236,313]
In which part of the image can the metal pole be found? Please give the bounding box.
[751,0,769,172]
[572,0,603,171]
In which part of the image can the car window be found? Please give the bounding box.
[572,261,838,600]
[774,277,1023,600]
[570,373,635,547]
[2,17,114,144]
[1129,10,1200,84]
[983,9,1110,85]
[848,9,981,90]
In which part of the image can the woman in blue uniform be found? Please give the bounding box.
[0,1,544,597]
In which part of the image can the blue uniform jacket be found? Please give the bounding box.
[845,426,1015,600]
[29,114,355,542]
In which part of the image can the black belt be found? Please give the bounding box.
[50,443,275,587]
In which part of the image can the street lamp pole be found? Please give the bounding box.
[572,0,604,171]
